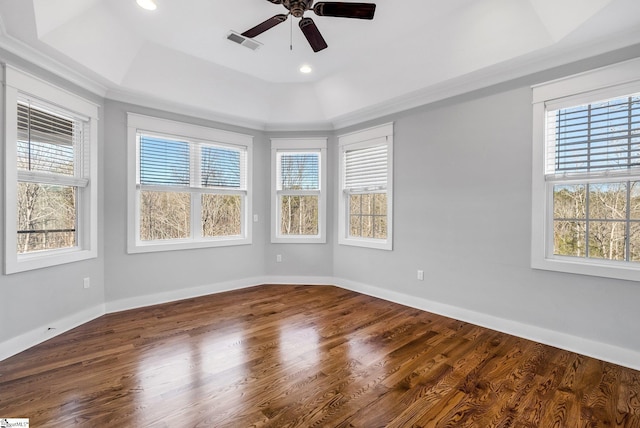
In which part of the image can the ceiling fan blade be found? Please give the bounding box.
[313,2,376,19]
[241,14,288,38]
[299,18,328,52]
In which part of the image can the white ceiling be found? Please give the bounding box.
[1,0,640,129]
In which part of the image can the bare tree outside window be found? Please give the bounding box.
[554,182,640,262]
[278,153,319,236]
[202,194,241,237]
[549,94,640,264]
[349,193,387,239]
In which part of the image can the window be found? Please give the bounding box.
[4,66,98,274]
[271,138,327,243]
[338,123,393,250]
[127,114,252,253]
[532,58,640,280]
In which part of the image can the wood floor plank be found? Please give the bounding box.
[0,284,639,427]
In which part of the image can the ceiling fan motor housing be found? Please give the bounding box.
[283,0,313,17]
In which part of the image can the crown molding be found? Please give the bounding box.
[2,16,639,134]
[0,30,108,98]
[106,87,269,132]
[330,34,640,130]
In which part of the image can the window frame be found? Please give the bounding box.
[127,113,253,253]
[270,138,327,244]
[338,123,393,250]
[3,65,99,274]
[531,58,640,281]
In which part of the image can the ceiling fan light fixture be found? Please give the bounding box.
[299,64,313,74]
[136,0,157,11]
[241,1,376,53]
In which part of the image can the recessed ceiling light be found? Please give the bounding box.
[136,0,157,11]
[300,65,312,74]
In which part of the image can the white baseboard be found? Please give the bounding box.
[262,275,335,286]
[3,277,640,372]
[0,304,105,362]
[333,278,640,372]
[104,277,265,314]
[104,275,334,314]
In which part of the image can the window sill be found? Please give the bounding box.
[6,248,97,274]
[127,237,251,254]
[532,255,640,282]
[339,237,392,251]
[271,235,326,244]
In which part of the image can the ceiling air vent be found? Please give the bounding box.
[227,31,263,51]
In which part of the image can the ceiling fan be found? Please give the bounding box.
[241,1,376,53]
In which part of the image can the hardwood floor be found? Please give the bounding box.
[0,285,639,427]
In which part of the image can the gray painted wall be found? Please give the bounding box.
[333,72,640,354]
[0,49,105,344]
[2,45,640,363]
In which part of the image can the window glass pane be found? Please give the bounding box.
[202,194,241,237]
[374,216,388,239]
[553,220,586,257]
[350,215,361,237]
[280,195,318,235]
[361,193,373,215]
[375,193,388,216]
[630,222,640,262]
[588,221,627,261]
[280,153,319,190]
[201,146,241,188]
[139,136,190,186]
[360,216,374,238]
[588,182,627,220]
[553,185,586,219]
[350,194,361,215]
[17,183,76,253]
[139,191,190,240]
[17,102,75,176]
[630,181,640,220]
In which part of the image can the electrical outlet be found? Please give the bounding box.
[83,277,91,289]
[417,270,424,281]
[253,214,259,222]
[276,254,282,263]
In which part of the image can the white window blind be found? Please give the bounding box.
[344,142,388,192]
[545,94,640,179]
[278,152,320,191]
[17,99,89,188]
[201,145,243,189]
[139,134,246,189]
